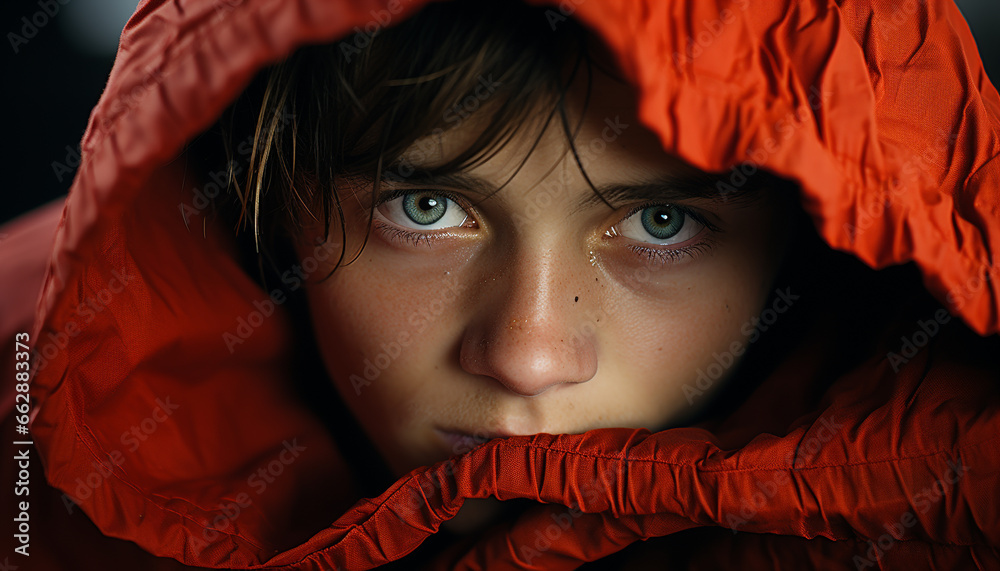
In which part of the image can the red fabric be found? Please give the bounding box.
[4,0,999,569]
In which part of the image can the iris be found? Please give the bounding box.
[640,205,685,240]
[403,192,448,225]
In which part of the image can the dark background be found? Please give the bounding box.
[2,0,999,225]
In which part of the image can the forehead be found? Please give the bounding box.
[394,68,685,195]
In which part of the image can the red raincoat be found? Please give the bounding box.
[2,0,999,568]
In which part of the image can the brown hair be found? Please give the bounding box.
[210,0,599,277]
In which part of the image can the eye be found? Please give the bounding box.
[376,191,471,230]
[616,204,704,245]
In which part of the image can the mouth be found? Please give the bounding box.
[434,427,513,456]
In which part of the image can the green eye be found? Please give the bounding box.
[617,204,704,245]
[376,191,471,231]
[403,192,448,225]
[640,205,685,240]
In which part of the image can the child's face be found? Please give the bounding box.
[297,70,789,476]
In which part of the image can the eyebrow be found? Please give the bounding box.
[375,165,757,211]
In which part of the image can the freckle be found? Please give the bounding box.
[574,296,579,302]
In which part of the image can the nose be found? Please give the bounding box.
[459,248,600,397]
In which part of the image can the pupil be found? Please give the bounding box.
[641,205,684,240]
[404,192,447,225]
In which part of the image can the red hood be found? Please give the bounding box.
[13,0,1000,568]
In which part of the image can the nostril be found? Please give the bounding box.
[460,318,599,398]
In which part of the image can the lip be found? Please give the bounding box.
[434,427,514,456]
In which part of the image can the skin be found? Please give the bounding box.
[295,69,790,485]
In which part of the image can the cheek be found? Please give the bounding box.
[600,277,764,428]
[305,259,419,393]
[595,216,784,427]
[299,245,473,434]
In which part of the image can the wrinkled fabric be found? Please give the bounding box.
[3,0,999,569]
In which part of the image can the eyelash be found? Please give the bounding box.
[371,188,474,248]
[613,202,719,265]
[372,221,439,248]
[372,192,720,265]
[625,241,715,264]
